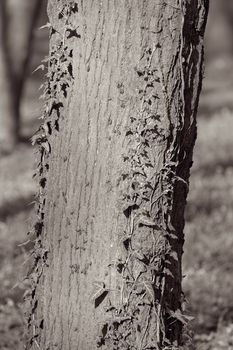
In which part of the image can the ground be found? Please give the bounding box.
[0,28,233,350]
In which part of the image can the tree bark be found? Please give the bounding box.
[28,1,209,349]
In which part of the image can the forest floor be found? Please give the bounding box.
[0,41,233,350]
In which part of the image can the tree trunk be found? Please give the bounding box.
[0,0,16,153]
[28,1,208,349]
[7,0,43,135]
[0,0,42,152]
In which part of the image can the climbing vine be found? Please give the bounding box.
[24,0,208,348]
[96,4,197,350]
[26,2,79,348]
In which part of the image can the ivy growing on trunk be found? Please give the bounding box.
[27,1,209,349]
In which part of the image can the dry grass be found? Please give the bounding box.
[183,110,233,349]
[0,147,35,350]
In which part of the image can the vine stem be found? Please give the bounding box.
[139,305,152,350]
[156,275,166,345]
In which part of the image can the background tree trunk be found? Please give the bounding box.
[7,0,43,136]
[28,1,208,349]
[0,0,42,152]
[0,0,16,153]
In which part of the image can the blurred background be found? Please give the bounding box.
[0,1,233,349]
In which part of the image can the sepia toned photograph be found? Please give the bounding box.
[0,1,232,349]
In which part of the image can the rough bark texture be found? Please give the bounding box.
[28,1,208,349]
